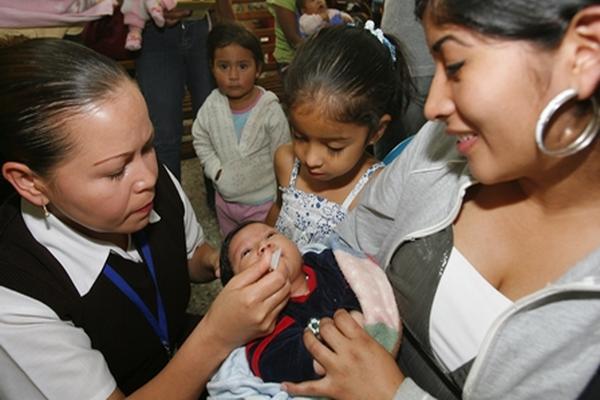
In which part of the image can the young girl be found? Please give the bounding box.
[192,22,290,237]
[265,23,413,249]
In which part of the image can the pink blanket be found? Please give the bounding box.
[330,235,402,356]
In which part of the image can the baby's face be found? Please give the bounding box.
[229,223,303,281]
[302,0,326,14]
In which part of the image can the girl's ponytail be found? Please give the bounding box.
[285,24,416,135]
[385,33,416,120]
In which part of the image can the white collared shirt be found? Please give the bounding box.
[0,169,205,400]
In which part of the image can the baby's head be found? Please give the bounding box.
[296,0,326,15]
[219,222,304,286]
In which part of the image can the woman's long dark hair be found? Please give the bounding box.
[415,0,599,49]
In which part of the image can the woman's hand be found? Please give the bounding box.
[319,10,330,22]
[273,5,303,48]
[163,8,193,27]
[200,254,291,350]
[131,255,290,399]
[283,309,404,400]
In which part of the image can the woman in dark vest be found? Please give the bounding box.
[0,38,290,400]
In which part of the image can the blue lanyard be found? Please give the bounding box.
[103,231,171,356]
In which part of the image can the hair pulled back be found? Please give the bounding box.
[415,0,599,49]
[284,25,414,135]
[0,38,132,179]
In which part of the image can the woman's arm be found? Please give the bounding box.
[268,103,291,154]
[265,144,293,226]
[109,256,291,399]
[265,195,282,226]
[266,101,291,220]
[214,0,235,22]
[162,0,234,26]
[273,5,303,49]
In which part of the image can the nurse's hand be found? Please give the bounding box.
[283,309,404,400]
[201,253,291,350]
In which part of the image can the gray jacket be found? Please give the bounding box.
[192,88,290,204]
[338,121,600,399]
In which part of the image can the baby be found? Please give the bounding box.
[297,0,353,36]
[121,0,177,51]
[219,221,363,383]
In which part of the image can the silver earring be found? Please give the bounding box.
[42,204,50,218]
[535,88,599,157]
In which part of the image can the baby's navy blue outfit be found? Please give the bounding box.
[245,249,360,383]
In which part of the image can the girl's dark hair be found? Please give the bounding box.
[284,25,414,135]
[0,38,132,180]
[207,22,264,69]
[219,221,263,286]
[415,0,598,49]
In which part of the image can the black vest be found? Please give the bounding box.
[0,166,190,394]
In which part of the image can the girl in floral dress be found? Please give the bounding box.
[265,24,414,249]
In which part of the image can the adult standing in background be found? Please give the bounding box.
[135,0,234,182]
[374,0,434,160]
[267,0,302,75]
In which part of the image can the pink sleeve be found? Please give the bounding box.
[0,0,114,28]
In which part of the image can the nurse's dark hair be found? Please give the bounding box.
[414,0,598,49]
[284,25,415,136]
[0,38,133,180]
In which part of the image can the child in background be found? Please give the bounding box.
[218,221,362,383]
[265,24,413,249]
[297,0,353,36]
[193,22,290,237]
[121,0,177,51]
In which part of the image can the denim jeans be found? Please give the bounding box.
[136,18,213,179]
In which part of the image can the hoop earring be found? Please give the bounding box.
[42,204,50,218]
[535,88,600,157]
